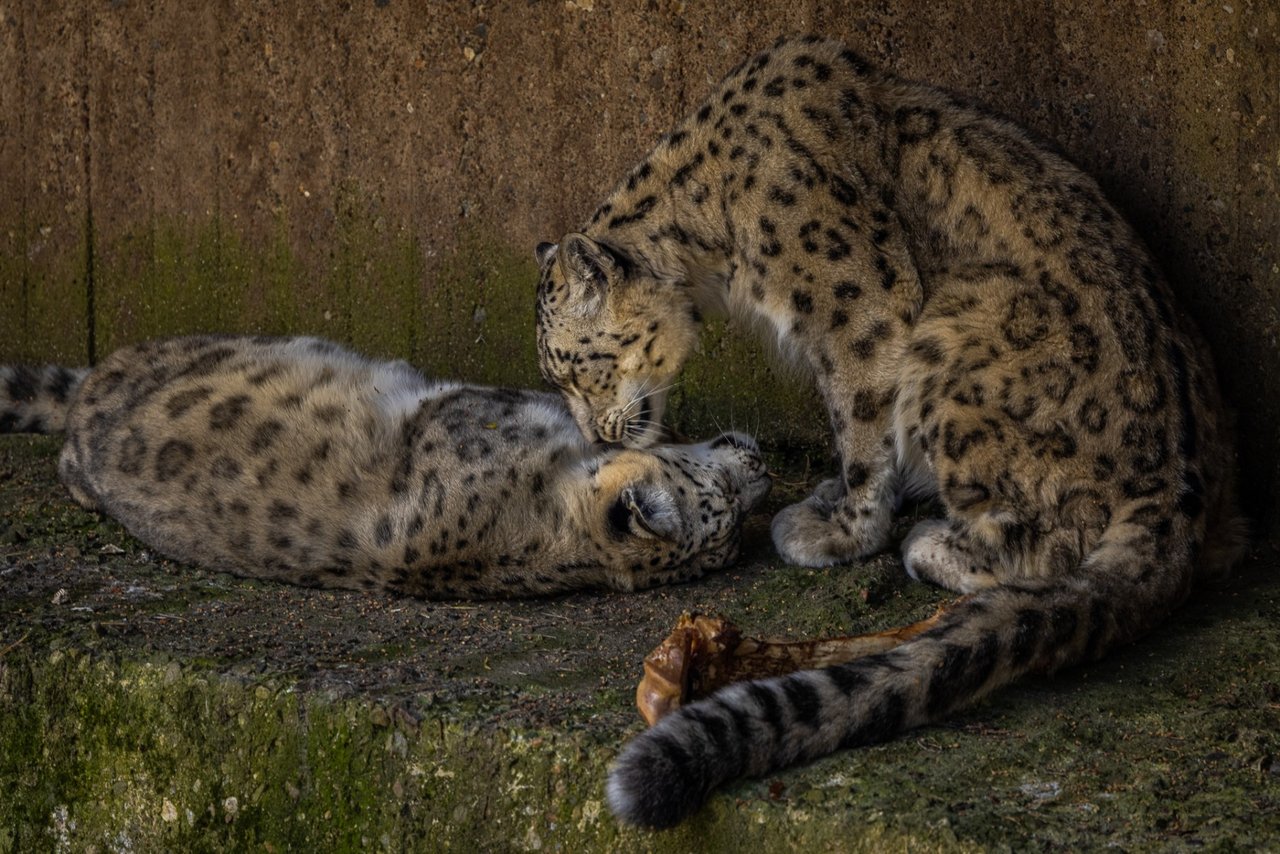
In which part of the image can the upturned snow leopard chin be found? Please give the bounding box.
[0,335,770,599]
[533,36,1247,827]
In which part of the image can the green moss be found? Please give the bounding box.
[255,216,309,338]
[97,218,243,355]
[326,184,426,362]
[0,230,27,363]
[68,202,547,384]
[13,609,1274,852]
[0,649,987,852]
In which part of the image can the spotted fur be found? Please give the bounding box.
[0,365,90,433]
[0,335,770,599]
[533,36,1247,826]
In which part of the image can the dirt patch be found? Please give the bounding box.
[0,434,941,731]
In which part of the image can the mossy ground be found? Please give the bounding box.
[2,434,1277,851]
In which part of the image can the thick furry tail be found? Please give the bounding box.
[607,536,1195,828]
[0,365,90,434]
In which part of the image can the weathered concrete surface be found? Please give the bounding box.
[0,1,1277,528]
[3,435,1280,851]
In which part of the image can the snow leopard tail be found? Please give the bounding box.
[0,365,90,434]
[606,534,1200,828]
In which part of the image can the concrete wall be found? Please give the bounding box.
[2,1,1277,527]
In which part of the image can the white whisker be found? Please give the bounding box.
[625,418,663,434]
[623,417,665,443]
[623,378,683,415]
[644,378,683,399]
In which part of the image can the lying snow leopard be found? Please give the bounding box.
[533,36,1247,826]
[0,335,770,599]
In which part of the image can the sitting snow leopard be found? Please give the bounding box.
[0,335,770,599]
[533,36,1247,826]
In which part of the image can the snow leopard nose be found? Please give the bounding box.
[708,432,770,507]
[597,410,627,443]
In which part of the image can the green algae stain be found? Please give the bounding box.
[672,318,828,446]
[418,226,544,390]
[0,218,89,365]
[249,213,315,339]
[9,189,835,449]
[93,214,325,359]
[74,199,548,387]
[328,184,426,363]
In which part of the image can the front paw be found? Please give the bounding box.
[770,490,890,567]
[901,519,998,594]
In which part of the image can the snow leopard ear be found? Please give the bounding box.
[535,241,558,268]
[559,233,618,306]
[609,483,681,542]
